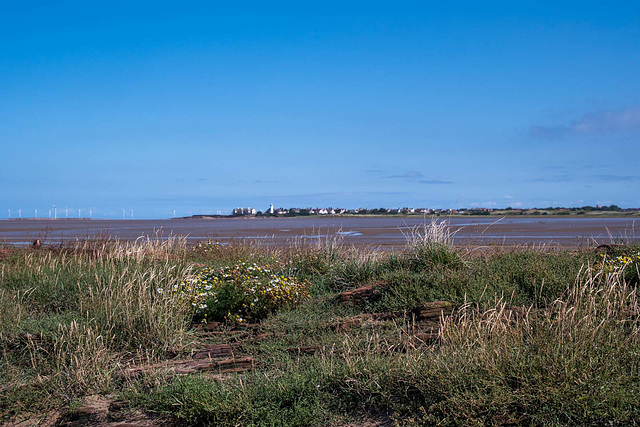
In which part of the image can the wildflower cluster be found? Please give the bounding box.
[600,251,640,284]
[194,239,225,253]
[172,261,310,323]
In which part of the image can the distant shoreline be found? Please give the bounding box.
[2,210,639,222]
[183,211,640,220]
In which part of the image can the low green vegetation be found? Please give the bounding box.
[174,261,310,324]
[1,226,639,425]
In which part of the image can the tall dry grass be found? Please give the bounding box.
[0,237,196,416]
[401,216,456,249]
[399,216,463,270]
[312,262,640,424]
[3,232,639,424]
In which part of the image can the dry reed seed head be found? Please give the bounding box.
[401,216,457,248]
[47,320,115,394]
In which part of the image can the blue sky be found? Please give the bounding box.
[1,1,639,218]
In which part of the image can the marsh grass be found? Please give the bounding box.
[0,237,196,418]
[400,217,463,270]
[2,223,640,425]
[418,265,640,424]
[140,264,640,426]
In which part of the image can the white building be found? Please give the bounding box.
[233,207,256,216]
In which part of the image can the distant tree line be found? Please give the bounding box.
[228,204,629,219]
[529,205,623,212]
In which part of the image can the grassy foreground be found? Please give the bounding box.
[1,224,639,426]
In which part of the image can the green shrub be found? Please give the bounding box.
[403,243,463,271]
[401,218,463,271]
[600,250,640,285]
[172,262,310,323]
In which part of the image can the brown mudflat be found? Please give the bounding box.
[0,216,637,248]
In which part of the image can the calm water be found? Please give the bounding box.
[0,217,638,248]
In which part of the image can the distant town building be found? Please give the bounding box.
[233,207,256,216]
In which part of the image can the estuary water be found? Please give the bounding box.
[1,216,638,248]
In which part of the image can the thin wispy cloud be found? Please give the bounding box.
[266,191,411,200]
[232,178,282,184]
[383,171,453,184]
[573,109,640,134]
[364,166,384,174]
[592,174,640,182]
[530,108,640,139]
[529,174,574,183]
[529,125,567,139]
[470,201,498,207]
[383,171,423,179]
[531,174,640,183]
[316,191,408,197]
[540,165,572,171]
[540,164,601,171]
[417,179,454,185]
